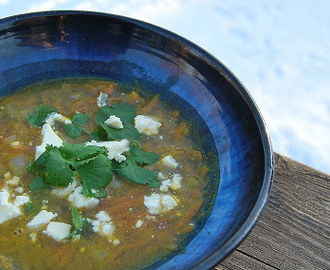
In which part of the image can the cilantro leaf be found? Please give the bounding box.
[65,124,83,139]
[28,105,57,127]
[95,104,140,142]
[68,208,84,239]
[99,123,140,142]
[71,208,83,230]
[90,127,108,141]
[71,112,90,126]
[114,157,159,188]
[65,112,90,139]
[28,143,113,197]
[29,145,73,186]
[76,154,113,198]
[29,176,52,191]
[130,143,159,165]
[60,142,107,161]
[95,103,136,124]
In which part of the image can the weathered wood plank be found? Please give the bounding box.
[215,153,330,269]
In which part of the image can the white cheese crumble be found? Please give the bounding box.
[90,211,118,243]
[159,174,182,192]
[143,193,179,215]
[104,115,123,129]
[43,221,71,241]
[161,155,179,169]
[68,186,99,208]
[13,195,30,207]
[10,141,21,147]
[45,112,72,126]
[97,91,108,107]
[4,175,20,186]
[135,219,143,228]
[134,115,162,135]
[27,210,57,228]
[35,123,63,159]
[85,139,129,162]
[51,178,79,197]
[4,172,11,179]
[0,189,22,224]
[15,187,24,193]
[158,172,166,180]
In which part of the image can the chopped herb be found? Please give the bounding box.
[29,143,113,198]
[113,145,160,188]
[29,176,52,191]
[28,105,57,127]
[72,208,83,230]
[25,202,36,214]
[130,143,159,165]
[68,208,84,239]
[28,102,161,194]
[114,157,159,188]
[71,112,90,126]
[65,112,90,139]
[95,103,140,141]
[77,154,113,198]
[65,124,84,139]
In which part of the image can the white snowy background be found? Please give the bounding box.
[1,0,329,174]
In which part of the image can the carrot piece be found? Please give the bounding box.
[127,91,140,104]
[140,95,159,113]
[174,121,190,142]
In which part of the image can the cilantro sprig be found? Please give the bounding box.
[29,143,113,198]
[28,101,161,197]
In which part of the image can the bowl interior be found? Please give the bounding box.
[0,11,273,269]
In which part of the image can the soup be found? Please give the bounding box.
[0,79,212,269]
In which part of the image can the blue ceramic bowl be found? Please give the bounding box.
[0,11,274,269]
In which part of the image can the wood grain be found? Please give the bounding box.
[215,153,330,270]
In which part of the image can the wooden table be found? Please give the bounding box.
[215,153,330,270]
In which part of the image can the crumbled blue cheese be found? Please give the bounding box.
[85,139,129,162]
[45,112,72,126]
[27,210,57,228]
[35,123,63,159]
[68,186,99,208]
[143,193,179,215]
[43,221,71,241]
[104,115,123,129]
[0,189,22,224]
[159,174,182,192]
[161,155,179,169]
[97,91,108,107]
[134,115,162,135]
